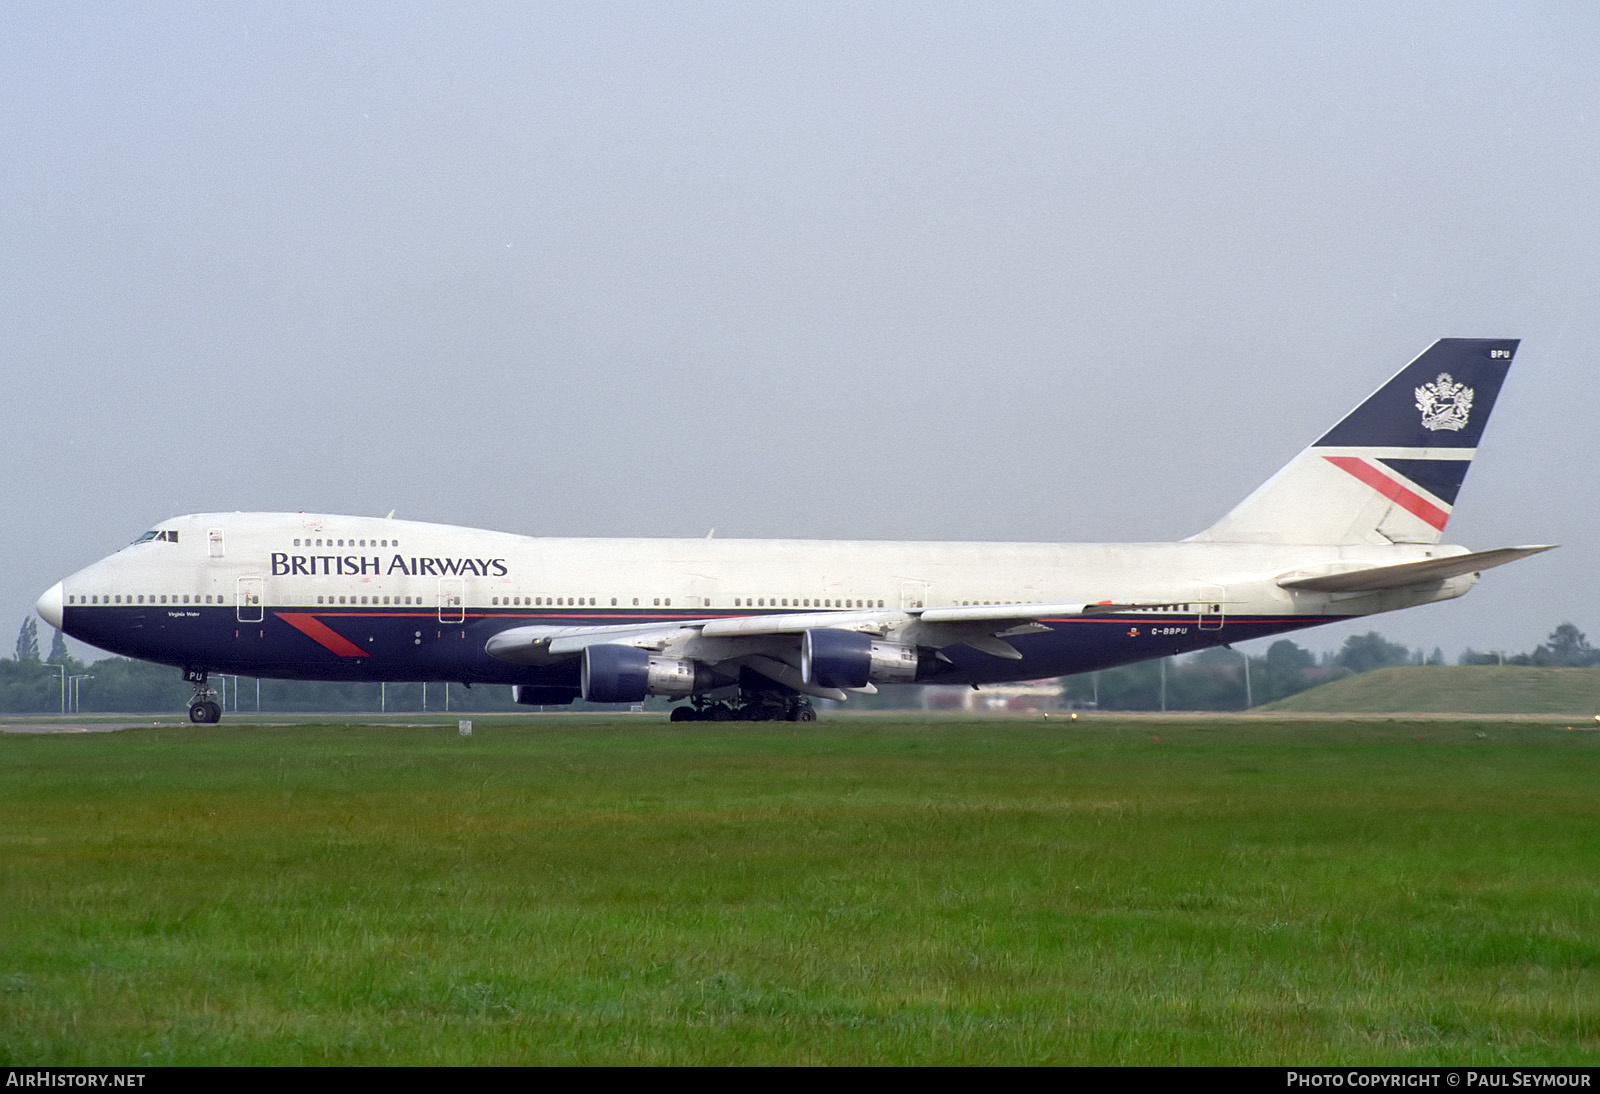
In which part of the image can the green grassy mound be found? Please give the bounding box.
[1262,666,1600,715]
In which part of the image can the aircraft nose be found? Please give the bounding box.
[36,582,64,629]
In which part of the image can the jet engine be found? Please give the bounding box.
[580,644,711,703]
[800,628,919,689]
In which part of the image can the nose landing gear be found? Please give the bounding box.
[184,668,222,724]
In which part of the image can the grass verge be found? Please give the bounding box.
[2,716,1597,1065]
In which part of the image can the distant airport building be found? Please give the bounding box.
[923,679,1065,713]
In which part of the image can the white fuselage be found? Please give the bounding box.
[43,511,1474,687]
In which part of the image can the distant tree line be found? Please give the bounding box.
[1460,622,1600,667]
[3,619,1595,715]
[1061,638,1334,712]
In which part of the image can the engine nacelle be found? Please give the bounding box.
[801,628,919,690]
[580,644,710,703]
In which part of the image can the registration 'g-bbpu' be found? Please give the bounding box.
[38,339,1552,723]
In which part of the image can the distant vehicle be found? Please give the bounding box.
[37,339,1551,724]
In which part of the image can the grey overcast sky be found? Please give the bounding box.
[3,1,1596,662]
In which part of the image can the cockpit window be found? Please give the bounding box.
[133,530,179,544]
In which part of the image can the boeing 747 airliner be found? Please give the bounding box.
[36,339,1551,723]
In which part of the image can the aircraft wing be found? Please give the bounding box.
[483,602,1104,697]
[484,620,702,665]
[699,602,1097,636]
[486,602,1099,660]
[1275,545,1556,593]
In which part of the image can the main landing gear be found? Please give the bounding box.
[670,688,817,723]
[184,669,222,724]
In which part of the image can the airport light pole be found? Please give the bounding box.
[68,675,93,713]
[40,662,65,714]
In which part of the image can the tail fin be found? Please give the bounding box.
[1190,338,1518,545]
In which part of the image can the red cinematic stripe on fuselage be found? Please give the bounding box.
[1322,455,1450,531]
[276,613,370,657]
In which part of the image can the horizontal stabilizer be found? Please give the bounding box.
[1276,545,1555,593]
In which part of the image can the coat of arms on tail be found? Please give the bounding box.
[1415,373,1474,432]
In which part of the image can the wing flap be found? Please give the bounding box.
[485,622,696,664]
[917,603,1092,623]
[698,610,901,637]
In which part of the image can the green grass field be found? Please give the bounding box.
[2,715,1597,1065]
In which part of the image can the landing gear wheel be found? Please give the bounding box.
[669,706,697,722]
[183,669,222,724]
[796,706,817,723]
